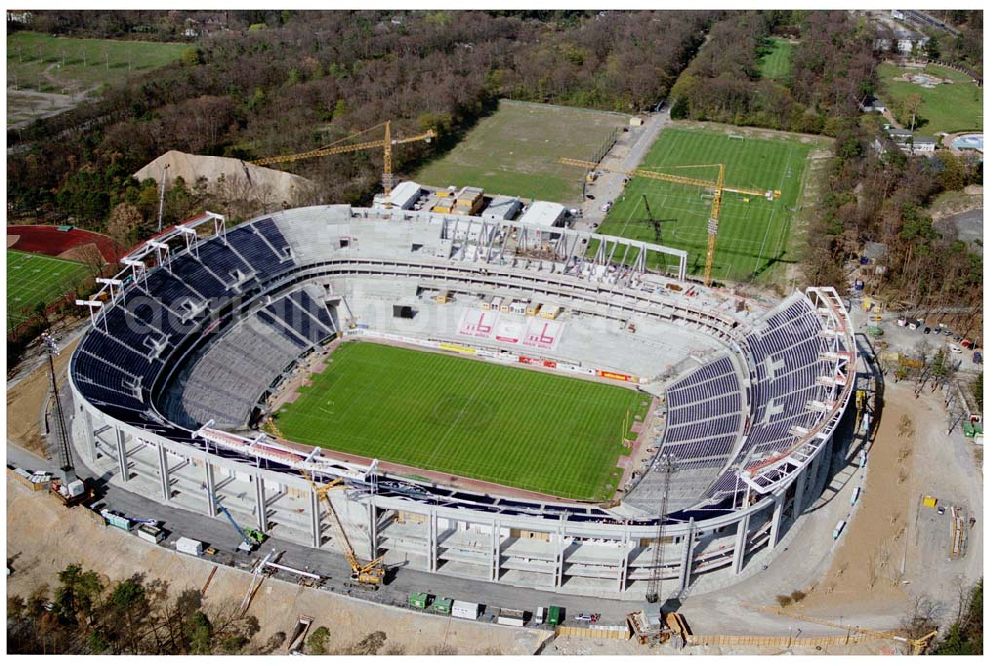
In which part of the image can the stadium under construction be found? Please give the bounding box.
[67,188,855,600]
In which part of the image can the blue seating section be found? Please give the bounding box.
[256,290,336,348]
[72,217,296,431]
[226,226,288,275]
[197,237,254,281]
[700,294,828,499]
[660,356,742,468]
[254,218,291,260]
[169,254,229,299]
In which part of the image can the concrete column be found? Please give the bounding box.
[309,488,321,549]
[428,509,438,573]
[254,475,267,532]
[554,525,565,589]
[618,526,631,593]
[792,461,808,518]
[731,514,750,576]
[204,462,218,517]
[769,489,787,550]
[491,519,501,583]
[368,499,378,561]
[81,410,97,462]
[115,427,129,482]
[156,443,170,501]
[681,517,696,590]
[806,454,820,499]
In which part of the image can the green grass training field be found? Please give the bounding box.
[595,126,814,282]
[6,250,90,331]
[414,99,626,202]
[7,31,188,95]
[274,341,651,501]
[758,37,795,81]
[878,63,982,135]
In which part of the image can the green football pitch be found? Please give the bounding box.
[414,99,626,203]
[595,127,813,283]
[273,341,651,501]
[6,250,90,332]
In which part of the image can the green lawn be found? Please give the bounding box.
[758,37,795,81]
[7,31,188,95]
[6,250,90,331]
[594,127,813,282]
[274,341,650,501]
[414,99,627,203]
[879,63,983,135]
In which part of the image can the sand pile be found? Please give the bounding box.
[134,150,318,208]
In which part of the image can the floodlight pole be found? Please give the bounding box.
[42,333,76,480]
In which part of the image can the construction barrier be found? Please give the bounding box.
[555,625,631,641]
[687,633,875,649]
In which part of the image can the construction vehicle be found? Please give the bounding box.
[215,497,267,552]
[302,474,386,588]
[250,120,436,200]
[559,157,780,286]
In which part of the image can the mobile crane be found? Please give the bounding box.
[215,497,267,553]
[302,473,386,588]
[559,157,780,286]
[250,120,436,199]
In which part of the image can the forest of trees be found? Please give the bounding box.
[5,9,984,326]
[7,9,714,233]
[670,11,880,135]
[7,564,267,654]
[799,116,982,323]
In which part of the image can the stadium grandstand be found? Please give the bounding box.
[68,204,854,599]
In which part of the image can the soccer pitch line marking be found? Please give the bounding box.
[751,146,794,275]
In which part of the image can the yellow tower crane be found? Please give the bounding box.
[558,157,780,286]
[251,120,436,199]
[300,473,386,588]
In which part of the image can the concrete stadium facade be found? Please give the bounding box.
[68,205,855,600]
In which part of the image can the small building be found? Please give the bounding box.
[859,95,887,114]
[910,136,937,154]
[480,196,523,221]
[519,201,567,243]
[374,180,421,210]
[453,186,485,216]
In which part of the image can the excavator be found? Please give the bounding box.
[302,473,386,588]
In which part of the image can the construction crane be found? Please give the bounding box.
[215,497,267,552]
[250,120,436,198]
[646,455,674,606]
[559,157,780,286]
[301,473,386,588]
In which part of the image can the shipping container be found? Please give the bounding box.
[408,592,431,609]
[451,600,479,620]
[497,608,527,627]
[137,524,165,544]
[175,537,204,556]
[101,509,131,531]
[431,597,454,614]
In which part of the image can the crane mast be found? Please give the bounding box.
[559,157,779,286]
[250,120,436,203]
